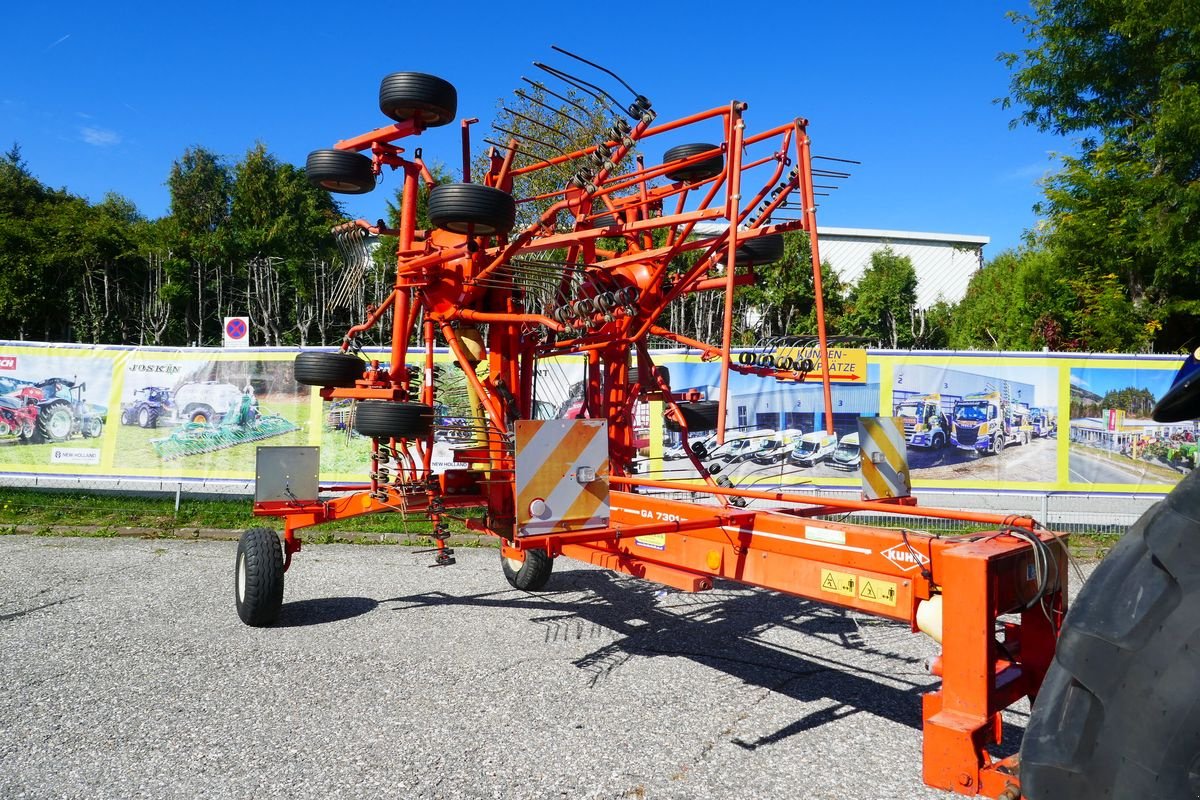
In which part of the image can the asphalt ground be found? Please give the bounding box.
[0,535,1052,800]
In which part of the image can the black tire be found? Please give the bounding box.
[378,72,456,126]
[931,432,945,450]
[305,149,375,195]
[187,404,215,425]
[757,354,776,369]
[663,143,724,183]
[138,406,158,429]
[736,233,785,266]
[428,183,516,236]
[589,213,618,228]
[353,401,433,438]
[1021,470,1200,799]
[84,418,102,439]
[665,401,720,433]
[295,351,365,388]
[501,548,553,591]
[235,528,284,627]
[121,408,134,425]
[37,401,73,443]
[993,435,1005,456]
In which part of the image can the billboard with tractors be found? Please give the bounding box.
[0,342,1188,494]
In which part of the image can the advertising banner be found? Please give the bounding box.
[0,342,1189,496]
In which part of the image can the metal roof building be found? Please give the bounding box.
[816,227,989,309]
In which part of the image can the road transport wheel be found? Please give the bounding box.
[735,233,785,265]
[427,183,516,236]
[1021,470,1200,799]
[378,72,457,126]
[294,351,365,388]
[501,548,553,591]
[305,149,375,194]
[662,143,723,183]
[664,401,720,433]
[353,401,433,439]
[235,528,284,627]
[628,365,670,389]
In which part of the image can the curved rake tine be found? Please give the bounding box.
[533,62,622,115]
[492,124,577,161]
[550,45,643,100]
[521,77,594,118]
[501,106,576,143]
[514,88,588,130]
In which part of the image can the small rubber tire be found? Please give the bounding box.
[664,401,720,433]
[663,143,723,183]
[501,548,553,591]
[1021,470,1200,799]
[590,213,618,228]
[737,351,755,366]
[428,183,516,236]
[378,72,457,127]
[295,351,365,388]
[353,401,433,438]
[757,354,776,369]
[736,233,786,266]
[305,149,375,195]
[235,528,284,627]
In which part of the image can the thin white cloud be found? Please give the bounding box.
[81,126,121,146]
[1000,161,1053,182]
[47,33,71,50]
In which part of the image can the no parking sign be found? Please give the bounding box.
[223,316,250,348]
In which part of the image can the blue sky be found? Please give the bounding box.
[2,2,1063,256]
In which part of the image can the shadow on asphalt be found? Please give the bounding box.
[276,596,379,627]
[382,567,1026,754]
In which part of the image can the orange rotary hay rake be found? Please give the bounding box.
[239,50,1069,799]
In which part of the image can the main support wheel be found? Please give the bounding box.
[1021,470,1200,799]
[665,401,720,433]
[662,143,724,183]
[294,351,365,388]
[305,149,376,194]
[735,233,785,266]
[235,528,284,627]
[378,72,457,126]
[501,548,553,591]
[353,401,433,438]
[427,183,516,236]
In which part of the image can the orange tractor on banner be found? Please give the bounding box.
[235,50,1200,799]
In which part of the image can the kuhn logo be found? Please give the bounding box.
[0,356,16,370]
[882,544,930,572]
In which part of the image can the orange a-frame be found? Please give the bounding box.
[251,60,1065,799]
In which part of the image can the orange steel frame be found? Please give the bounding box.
[255,91,1065,799]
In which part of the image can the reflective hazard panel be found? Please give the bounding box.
[515,420,610,537]
[857,417,911,500]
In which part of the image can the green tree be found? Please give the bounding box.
[167,146,233,345]
[1004,0,1200,350]
[839,248,919,348]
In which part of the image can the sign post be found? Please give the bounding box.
[223,317,250,349]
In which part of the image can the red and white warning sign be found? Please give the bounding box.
[223,316,250,348]
[515,419,610,536]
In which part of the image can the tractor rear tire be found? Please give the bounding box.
[427,183,516,236]
[662,143,724,183]
[735,233,785,266]
[1021,470,1200,799]
[305,149,376,195]
[235,528,284,627]
[294,351,365,388]
[501,548,553,591]
[665,401,720,433]
[37,401,73,443]
[138,406,158,429]
[353,401,433,439]
[378,72,457,127]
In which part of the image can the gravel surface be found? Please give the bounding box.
[0,534,1037,800]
